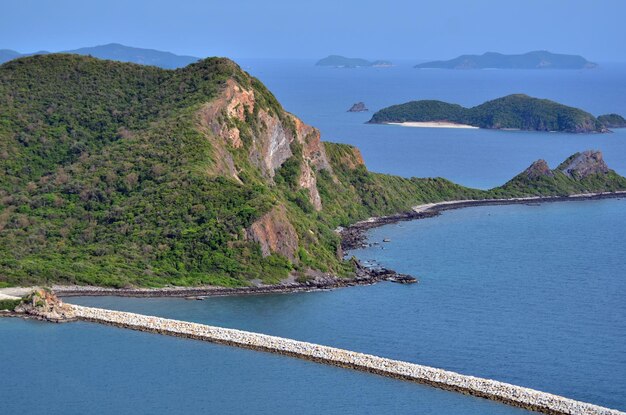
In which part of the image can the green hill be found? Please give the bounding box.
[415,51,597,70]
[368,94,608,133]
[0,55,624,288]
[598,113,626,128]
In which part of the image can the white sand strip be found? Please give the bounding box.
[386,121,479,129]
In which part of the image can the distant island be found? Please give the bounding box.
[0,43,200,69]
[348,102,368,112]
[316,55,392,68]
[368,94,612,133]
[598,114,626,129]
[415,51,597,70]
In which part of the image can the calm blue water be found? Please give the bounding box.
[0,318,526,415]
[60,198,626,412]
[238,59,626,189]
[3,61,626,414]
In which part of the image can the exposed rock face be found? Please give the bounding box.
[560,150,609,179]
[292,116,331,210]
[198,79,332,211]
[341,145,366,170]
[524,159,554,179]
[348,102,368,112]
[256,109,293,177]
[14,289,76,321]
[246,205,299,262]
[197,80,248,182]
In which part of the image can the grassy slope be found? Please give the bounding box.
[0,55,624,288]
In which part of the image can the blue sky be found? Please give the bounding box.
[2,0,625,61]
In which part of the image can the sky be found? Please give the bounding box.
[2,0,625,61]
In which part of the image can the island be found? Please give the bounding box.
[368,94,610,133]
[316,55,392,68]
[0,43,199,68]
[415,51,597,70]
[598,113,626,128]
[348,102,368,112]
[1,54,625,291]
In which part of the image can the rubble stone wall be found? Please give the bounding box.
[70,304,624,415]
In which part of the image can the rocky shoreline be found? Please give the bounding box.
[6,191,624,300]
[341,191,626,251]
[52,264,415,298]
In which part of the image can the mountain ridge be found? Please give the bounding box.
[0,43,200,68]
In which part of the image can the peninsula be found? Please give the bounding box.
[415,51,597,70]
[368,94,610,133]
[316,55,392,68]
[1,55,625,291]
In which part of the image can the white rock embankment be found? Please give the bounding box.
[411,191,626,214]
[70,304,624,415]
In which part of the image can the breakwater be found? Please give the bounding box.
[70,303,624,415]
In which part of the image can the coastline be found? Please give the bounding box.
[42,265,416,298]
[341,191,626,251]
[385,121,479,129]
[2,191,624,299]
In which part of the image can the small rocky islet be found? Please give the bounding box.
[348,102,368,112]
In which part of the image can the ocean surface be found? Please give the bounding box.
[238,59,626,189]
[3,61,626,414]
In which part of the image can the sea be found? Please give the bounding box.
[2,60,625,414]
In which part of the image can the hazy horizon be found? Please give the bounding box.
[2,0,625,62]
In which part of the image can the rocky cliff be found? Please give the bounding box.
[523,160,554,179]
[197,78,330,211]
[559,151,609,179]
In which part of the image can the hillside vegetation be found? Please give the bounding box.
[598,113,626,128]
[369,94,608,133]
[1,55,624,288]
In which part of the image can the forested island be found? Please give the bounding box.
[1,55,625,289]
[316,55,392,68]
[598,113,626,128]
[368,94,613,133]
[415,51,597,70]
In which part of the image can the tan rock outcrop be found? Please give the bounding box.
[560,150,609,179]
[524,159,554,179]
[197,77,334,211]
[14,289,76,321]
[247,205,299,262]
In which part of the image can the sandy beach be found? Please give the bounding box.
[386,121,479,129]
